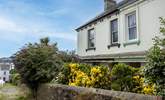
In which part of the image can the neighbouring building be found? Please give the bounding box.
[76,0,165,67]
[0,58,14,82]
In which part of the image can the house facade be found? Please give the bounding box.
[76,0,165,66]
[0,58,14,82]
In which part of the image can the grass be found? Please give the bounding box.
[15,96,28,100]
[0,83,31,100]
[0,93,7,100]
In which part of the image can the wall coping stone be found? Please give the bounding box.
[37,84,164,100]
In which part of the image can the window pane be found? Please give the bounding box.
[129,27,137,40]
[111,19,118,32]
[1,65,10,70]
[128,13,136,27]
[112,32,118,43]
[111,19,118,44]
[89,39,95,47]
[89,29,94,39]
[88,29,95,48]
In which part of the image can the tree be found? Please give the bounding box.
[12,37,63,99]
[58,50,80,63]
[143,17,165,96]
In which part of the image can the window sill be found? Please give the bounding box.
[86,47,96,52]
[123,40,140,47]
[108,43,121,49]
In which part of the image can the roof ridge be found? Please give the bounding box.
[76,0,139,31]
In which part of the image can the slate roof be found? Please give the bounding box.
[76,0,139,31]
[0,57,12,63]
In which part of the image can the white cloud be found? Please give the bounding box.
[0,17,25,33]
[37,9,69,17]
[0,16,76,43]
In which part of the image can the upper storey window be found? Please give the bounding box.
[111,19,118,44]
[88,28,95,48]
[127,11,137,41]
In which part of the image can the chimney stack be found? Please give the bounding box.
[104,0,116,12]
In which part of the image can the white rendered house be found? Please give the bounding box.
[76,0,165,66]
[0,59,14,82]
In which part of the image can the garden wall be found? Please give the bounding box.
[37,84,163,100]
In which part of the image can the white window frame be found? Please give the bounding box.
[110,19,119,44]
[124,8,140,44]
[87,28,95,49]
[126,11,137,41]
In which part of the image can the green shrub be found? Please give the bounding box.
[111,63,134,92]
[10,73,21,85]
[55,63,71,84]
[143,17,165,96]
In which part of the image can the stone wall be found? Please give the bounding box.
[37,84,163,100]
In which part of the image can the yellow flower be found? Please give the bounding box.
[133,75,140,79]
[69,63,77,69]
[69,82,76,86]
[91,67,101,75]
[143,84,154,95]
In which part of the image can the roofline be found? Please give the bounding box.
[75,9,119,31]
[75,0,140,31]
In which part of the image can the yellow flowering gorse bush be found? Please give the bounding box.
[132,75,155,95]
[56,63,156,95]
[143,84,155,95]
[67,63,111,89]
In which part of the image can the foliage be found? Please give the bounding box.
[10,69,17,74]
[142,83,155,95]
[58,50,80,63]
[132,75,144,93]
[16,96,28,100]
[56,63,157,95]
[10,73,21,85]
[132,75,155,95]
[111,63,135,92]
[69,65,91,87]
[143,17,165,96]
[10,69,21,85]
[54,63,71,84]
[90,66,111,89]
[12,37,63,99]
[56,63,111,89]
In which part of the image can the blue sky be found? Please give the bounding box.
[0,0,122,57]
